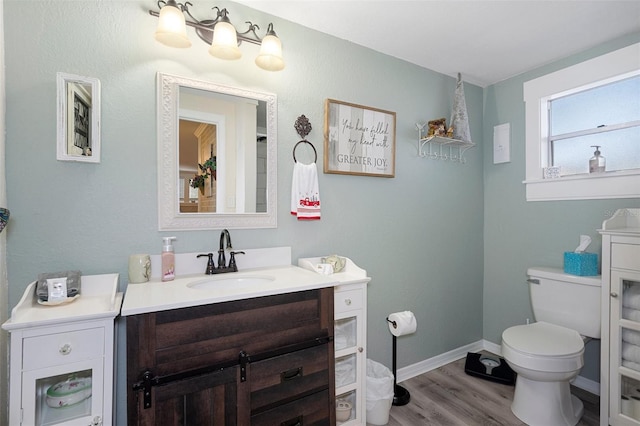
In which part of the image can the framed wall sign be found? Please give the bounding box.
[56,72,101,163]
[324,99,396,177]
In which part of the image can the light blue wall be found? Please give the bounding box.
[6,0,637,421]
[4,1,484,422]
[482,33,640,382]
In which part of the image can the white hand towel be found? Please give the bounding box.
[290,162,321,220]
[624,286,640,310]
[623,329,640,346]
[622,342,640,364]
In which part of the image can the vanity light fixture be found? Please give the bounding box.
[149,0,285,71]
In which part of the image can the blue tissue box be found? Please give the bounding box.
[563,252,598,276]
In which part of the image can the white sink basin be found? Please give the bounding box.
[187,275,275,290]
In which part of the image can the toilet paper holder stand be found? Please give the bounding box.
[386,317,411,406]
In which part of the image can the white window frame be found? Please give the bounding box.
[523,42,640,201]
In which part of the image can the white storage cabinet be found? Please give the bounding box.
[2,274,122,426]
[299,256,370,425]
[600,209,640,426]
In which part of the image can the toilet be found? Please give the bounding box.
[501,267,601,426]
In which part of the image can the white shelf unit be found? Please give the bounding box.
[416,123,475,163]
[299,256,370,425]
[2,274,122,426]
[599,208,640,426]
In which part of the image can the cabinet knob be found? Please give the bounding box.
[358,347,363,353]
[89,416,102,426]
[344,298,352,306]
[611,292,619,298]
[59,343,72,355]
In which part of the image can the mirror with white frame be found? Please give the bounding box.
[56,72,101,163]
[157,73,277,230]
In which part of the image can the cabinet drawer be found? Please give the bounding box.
[250,344,329,413]
[335,289,363,314]
[612,243,640,271]
[23,327,104,370]
[250,389,331,426]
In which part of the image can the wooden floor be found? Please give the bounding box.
[381,354,599,426]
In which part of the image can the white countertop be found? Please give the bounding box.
[120,265,340,316]
[2,273,122,331]
[298,256,371,285]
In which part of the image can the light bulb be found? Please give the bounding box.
[255,30,284,71]
[209,20,241,60]
[154,3,191,48]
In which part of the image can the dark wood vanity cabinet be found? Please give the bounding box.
[127,288,336,426]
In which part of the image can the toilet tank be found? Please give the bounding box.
[528,267,601,338]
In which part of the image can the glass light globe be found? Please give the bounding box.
[154,3,191,48]
[209,21,241,60]
[255,33,284,71]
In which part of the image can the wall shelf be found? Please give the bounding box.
[416,123,475,163]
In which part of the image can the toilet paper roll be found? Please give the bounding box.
[388,311,417,337]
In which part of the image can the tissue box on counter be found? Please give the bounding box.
[563,252,598,276]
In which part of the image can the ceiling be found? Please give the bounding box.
[235,0,640,87]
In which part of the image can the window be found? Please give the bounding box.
[523,43,640,201]
[549,74,640,175]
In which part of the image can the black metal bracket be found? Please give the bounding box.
[132,370,157,409]
[239,351,250,382]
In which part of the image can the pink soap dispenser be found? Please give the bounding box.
[161,236,176,282]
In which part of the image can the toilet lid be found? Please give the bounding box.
[502,322,583,357]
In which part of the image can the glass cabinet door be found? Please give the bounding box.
[612,269,640,425]
[335,316,357,352]
[335,311,364,424]
[22,359,103,426]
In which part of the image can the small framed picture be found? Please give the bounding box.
[56,72,101,163]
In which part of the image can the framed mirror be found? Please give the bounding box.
[56,72,101,163]
[157,73,277,230]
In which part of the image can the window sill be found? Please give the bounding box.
[524,169,640,201]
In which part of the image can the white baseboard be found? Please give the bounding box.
[395,340,485,383]
[572,375,600,396]
[396,339,600,396]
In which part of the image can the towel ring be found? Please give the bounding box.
[293,140,317,163]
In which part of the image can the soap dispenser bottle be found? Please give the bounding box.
[161,236,176,282]
[589,145,606,173]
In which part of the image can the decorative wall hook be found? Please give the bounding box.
[293,115,317,163]
[294,115,312,139]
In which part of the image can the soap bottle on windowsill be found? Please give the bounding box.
[589,145,606,173]
[161,236,176,282]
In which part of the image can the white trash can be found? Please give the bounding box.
[366,359,395,425]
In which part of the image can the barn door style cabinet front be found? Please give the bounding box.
[600,208,640,426]
[126,287,336,425]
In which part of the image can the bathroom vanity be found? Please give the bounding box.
[2,274,122,426]
[122,249,341,426]
[600,208,640,426]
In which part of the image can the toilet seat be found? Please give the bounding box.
[502,322,584,373]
